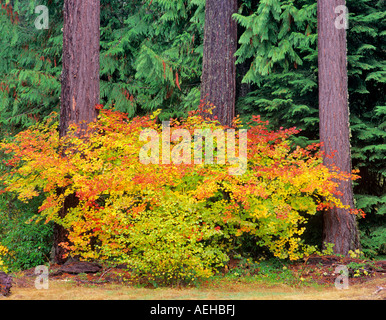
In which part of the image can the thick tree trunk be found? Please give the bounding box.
[52,192,79,264]
[317,0,360,255]
[200,0,238,127]
[53,0,100,264]
[60,0,100,137]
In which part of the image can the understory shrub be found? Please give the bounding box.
[0,244,8,272]
[0,105,361,284]
[0,194,52,271]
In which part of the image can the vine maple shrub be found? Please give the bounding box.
[0,105,363,284]
[139,117,247,175]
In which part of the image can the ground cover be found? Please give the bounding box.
[3,256,385,300]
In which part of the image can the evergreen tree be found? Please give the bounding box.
[200,0,238,126]
[233,0,319,141]
[0,0,205,127]
[54,0,101,264]
[318,0,360,255]
[234,0,385,254]
[0,0,62,133]
[347,0,386,256]
[60,0,100,137]
[99,0,205,119]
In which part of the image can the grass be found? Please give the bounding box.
[4,276,385,300]
[3,256,385,300]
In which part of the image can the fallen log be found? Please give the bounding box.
[58,261,102,274]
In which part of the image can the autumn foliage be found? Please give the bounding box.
[0,106,361,284]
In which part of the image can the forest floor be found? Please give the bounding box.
[3,255,386,300]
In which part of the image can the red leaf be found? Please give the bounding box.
[162,60,166,79]
[175,72,181,90]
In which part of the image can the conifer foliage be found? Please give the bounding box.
[234,0,385,255]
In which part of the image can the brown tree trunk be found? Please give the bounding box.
[60,0,100,138]
[200,0,238,127]
[317,0,360,255]
[53,0,100,264]
[52,192,79,264]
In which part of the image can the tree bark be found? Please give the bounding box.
[317,0,360,255]
[60,0,100,138]
[52,192,79,264]
[53,0,100,264]
[200,0,238,127]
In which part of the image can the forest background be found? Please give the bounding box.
[0,0,384,277]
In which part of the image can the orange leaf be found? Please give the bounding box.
[162,60,166,79]
[176,72,181,90]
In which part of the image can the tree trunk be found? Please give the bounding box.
[317,0,360,255]
[53,0,100,264]
[60,0,100,138]
[200,0,238,127]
